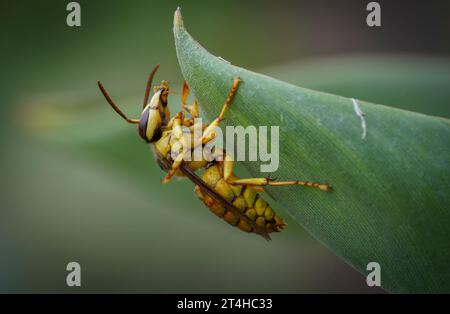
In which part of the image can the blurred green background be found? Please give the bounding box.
[1,0,449,293]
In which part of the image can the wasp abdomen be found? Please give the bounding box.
[194,164,285,234]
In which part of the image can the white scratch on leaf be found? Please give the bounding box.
[352,98,367,139]
[217,56,230,64]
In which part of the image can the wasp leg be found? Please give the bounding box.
[162,134,191,184]
[162,153,185,184]
[228,177,332,192]
[181,81,200,118]
[209,148,262,194]
[222,156,331,192]
[183,117,195,127]
[164,112,208,185]
[167,111,184,129]
[169,110,194,129]
[162,113,192,184]
[202,77,241,142]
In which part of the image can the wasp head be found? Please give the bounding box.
[98,64,171,144]
[138,80,170,143]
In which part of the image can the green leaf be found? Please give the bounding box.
[262,55,450,118]
[173,9,450,293]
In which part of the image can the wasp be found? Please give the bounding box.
[97,65,331,240]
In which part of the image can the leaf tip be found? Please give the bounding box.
[173,6,184,29]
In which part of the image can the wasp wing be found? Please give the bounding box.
[178,163,271,240]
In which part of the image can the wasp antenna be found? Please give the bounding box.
[143,64,161,108]
[97,81,139,124]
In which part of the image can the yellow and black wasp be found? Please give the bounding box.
[97,65,331,240]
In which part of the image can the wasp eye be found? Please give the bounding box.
[138,106,162,143]
[138,107,151,142]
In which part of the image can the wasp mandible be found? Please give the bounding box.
[97,65,331,240]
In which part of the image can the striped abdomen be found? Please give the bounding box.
[194,164,285,234]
